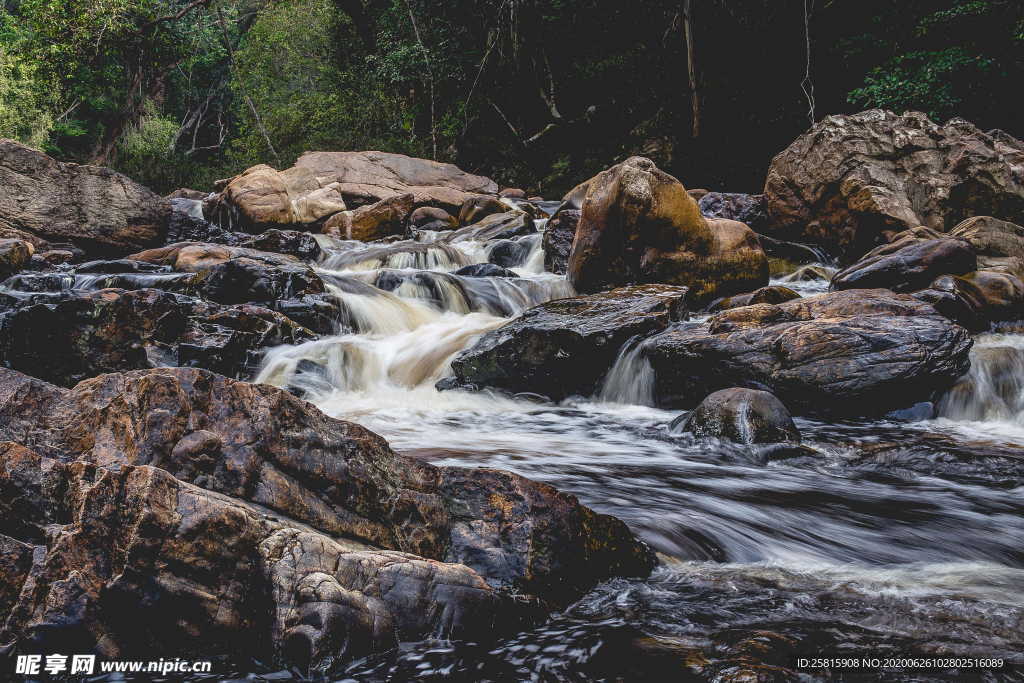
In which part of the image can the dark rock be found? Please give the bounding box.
[568,157,768,305]
[949,216,1024,278]
[448,284,688,400]
[708,285,800,312]
[669,388,800,444]
[764,109,1024,262]
[200,258,325,305]
[241,229,322,261]
[644,289,972,415]
[699,192,767,231]
[409,206,456,230]
[454,263,520,278]
[0,139,169,255]
[165,208,243,246]
[0,288,314,386]
[543,207,580,275]
[488,239,531,268]
[831,238,976,293]
[74,258,170,274]
[448,210,536,243]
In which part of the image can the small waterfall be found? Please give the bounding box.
[320,242,470,271]
[937,335,1024,423]
[598,336,656,406]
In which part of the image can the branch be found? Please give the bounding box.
[144,0,214,30]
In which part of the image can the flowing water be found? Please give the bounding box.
[249,222,1024,680]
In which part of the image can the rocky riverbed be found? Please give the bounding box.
[2,109,1024,680]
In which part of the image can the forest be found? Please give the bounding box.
[2,0,1022,196]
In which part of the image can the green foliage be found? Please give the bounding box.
[0,44,54,148]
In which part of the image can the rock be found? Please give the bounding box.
[323,193,414,241]
[831,237,976,293]
[294,150,497,213]
[200,258,325,305]
[0,139,170,254]
[240,229,322,261]
[708,285,800,312]
[911,276,989,332]
[448,284,688,400]
[488,238,531,268]
[0,288,315,386]
[409,206,456,231]
[699,192,767,231]
[949,216,1024,278]
[129,241,304,272]
[756,233,831,277]
[454,263,520,278]
[960,270,1024,321]
[449,209,536,243]
[687,188,710,201]
[764,110,1024,262]
[0,239,32,280]
[167,188,208,200]
[543,207,580,275]
[670,388,800,444]
[567,157,768,305]
[0,443,534,674]
[780,264,836,284]
[210,165,347,231]
[35,250,75,266]
[0,366,654,606]
[643,289,972,415]
[499,188,527,199]
[459,196,508,226]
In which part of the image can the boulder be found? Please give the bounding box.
[0,139,169,254]
[294,150,497,213]
[567,157,768,305]
[129,241,304,272]
[831,237,977,293]
[780,264,836,284]
[447,284,688,400]
[199,257,325,305]
[698,192,767,231]
[0,239,32,280]
[454,263,520,278]
[643,289,972,415]
[323,193,414,241]
[764,110,1024,262]
[542,207,580,275]
[687,188,710,201]
[949,216,1024,278]
[488,238,532,268]
[0,288,314,386]
[448,210,536,243]
[959,270,1024,322]
[241,229,322,261]
[911,275,989,332]
[211,165,347,231]
[459,196,508,226]
[499,188,527,199]
[409,206,456,231]
[670,388,800,444]
[0,366,654,605]
[708,285,800,312]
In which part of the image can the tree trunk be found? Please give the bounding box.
[683,0,700,139]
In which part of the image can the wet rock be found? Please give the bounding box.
[949,215,1024,278]
[644,289,972,415]
[937,345,1024,421]
[35,250,76,267]
[779,264,835,284]
[292,150,497,212]
[448,284,689,400]
[669,388,800,444]
[708,286,800,312]
[199,258,325,305]
[0,288,314,386]
[488,238,531,268]
[448,209,536,243]
[409,205,456,231]
[167,188,207,200]
[165,208,245,245]
[542,207,580,275]
[568,157,768,305]
[128,241,304,272]
[499,187,527,199]
[323,192,414,241]
[0,366,654,604]
[458,196,508,226]
[0,139,170,255]
[240,229,322,261]
[74,258,169,274]
[698,192,767,231]
[454,263,520,278]
[756,233,831,277]
[960,270,1024,322]
[764,109,1024,261]
[0,239,32,280]
[831,237,976,293]
[912,275,989,332]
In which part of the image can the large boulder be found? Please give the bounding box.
[643,289,972,415]
[764,110,1024,262]
[209,164,347,231]
[0,288,314,386]
[670,388,800,444]
[322,192,414,241]
[447,284,688,400]
[0,366,654,606]
[567,157,768,305]
[294,150,498,213]
[0,139,170,254]
[948,216,1024,278]
[831,237,977,293]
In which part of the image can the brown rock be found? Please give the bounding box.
[764,110,1024,262]
[0,139,169,254]
[831,237,977,293]
[499,188,527,199]
[0,238,32,279]
[409,206,456,230]
[458,195,508,226]
[217,165,346,230]
[323,193,414,241]
[949,216,1024,278]
[709,285,801,312]
[568,157,768,305]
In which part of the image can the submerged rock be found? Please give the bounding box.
[669,388,800,444]
[764,109,1024,261]
[0,139,170,254]
[644,289,972,415]
[448,284,688,400]
[568,157,768,305]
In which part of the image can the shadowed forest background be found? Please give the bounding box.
[1,0,1021,195]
